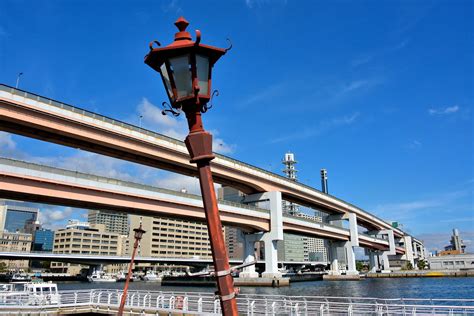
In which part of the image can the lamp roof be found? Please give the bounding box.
[145,17,227,73]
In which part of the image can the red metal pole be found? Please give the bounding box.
[118,227,142,316]
[184,107,238,315]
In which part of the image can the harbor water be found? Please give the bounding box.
[56,277,474,300]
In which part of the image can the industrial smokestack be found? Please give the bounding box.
[321,168,328,193]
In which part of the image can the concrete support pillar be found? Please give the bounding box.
[368,251,379,272]
[403,236,415,268]
[344,241,358,275]
[369,230,395,273]
[239,235,259,278]
[243,191,284,279]
[328,242,340,275]
[261,236,281,278]
[381,252,391,272]
[327,212,359,275]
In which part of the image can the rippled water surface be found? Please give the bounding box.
[57,277,474,299]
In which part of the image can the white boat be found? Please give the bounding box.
[0,280,59,305]
[87,270,116,283]
[142,270,161,282]
[7,270,31,283]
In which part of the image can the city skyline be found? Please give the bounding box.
[0,0,472,255]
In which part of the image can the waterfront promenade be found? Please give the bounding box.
[1,287,473,315]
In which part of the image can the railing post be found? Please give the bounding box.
[198,297,203,312]
[272,302,277,315]
[249,301,255,316]
[214,298,221,314]
[320,303,325,316]
[293,302,299,316]
[183,296,188,311]
[170,296,175,310]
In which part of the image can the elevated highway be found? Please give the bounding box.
[0,157,400,253]
[0,84,403,236]
[0,252,327,267]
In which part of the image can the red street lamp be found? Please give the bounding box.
[118,223,146,316]
[144,17,238,315]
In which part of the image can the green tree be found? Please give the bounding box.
[356,261,364,271]
[417,260,427,270]
[401,262,413,270]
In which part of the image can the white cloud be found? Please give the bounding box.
[239,82,287,107]
[32,152,136,182]
[408,139,422,149]
[161,0,182,13]
[39,206,76,228]
[137,98,235,154]
[269,112,360,144]
[0,132,15,150]
[428,105,459,115]
[373,189,472,221]
[418,231,474,253]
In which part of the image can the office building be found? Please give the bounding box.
[295,212,328,262]
[0,203,39,233]
[278,233,308,262]
[0,231,32,269]
[88,210,129,235]
[218,187,248,259]
[33,228,54,252]
[129,215,213,260]
[51,220,127,275]
[225,227,245,259]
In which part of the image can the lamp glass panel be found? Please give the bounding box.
[169,54,193,98]
[160,63,173,99]
[196,54,210,95]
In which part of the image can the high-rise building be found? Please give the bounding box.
[129,215,213,259]
[0,203,39,233]
[88,210,129,235]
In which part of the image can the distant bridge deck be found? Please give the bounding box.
[0,251,327,267]
[0,157,401,253]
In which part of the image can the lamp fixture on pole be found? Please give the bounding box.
[144,17,237,315]
[118,221,146,316]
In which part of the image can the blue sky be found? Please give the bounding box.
[0,0,472,253]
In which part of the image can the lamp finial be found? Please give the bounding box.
[175,17,189,32]
[173,17,192,41]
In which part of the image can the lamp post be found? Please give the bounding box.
[15,72,23,89]
[118,222,146,316]
[144,17,238,315]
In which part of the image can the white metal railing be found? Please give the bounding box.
[0,289,473,315]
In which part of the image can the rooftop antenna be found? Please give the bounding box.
[15,72,23,89]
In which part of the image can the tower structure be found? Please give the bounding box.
[282,152,299,215]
